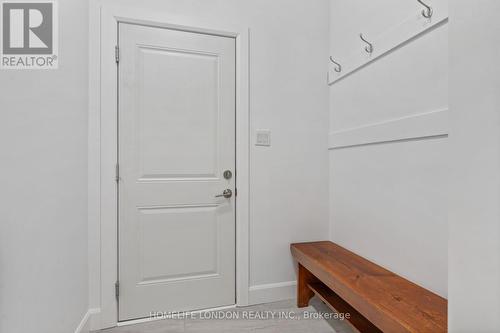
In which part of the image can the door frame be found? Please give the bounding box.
[88,3,250,330]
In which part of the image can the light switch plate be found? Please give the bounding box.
[255,129,271,146]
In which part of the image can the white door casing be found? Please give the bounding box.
[118,23,236,321]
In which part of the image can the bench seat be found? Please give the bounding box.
[291,241,447,333]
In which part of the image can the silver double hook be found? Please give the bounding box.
[359,34,373,54]
[329,57,342,73]
[417,0,433,18]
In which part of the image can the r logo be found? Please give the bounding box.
[2,2,53,54]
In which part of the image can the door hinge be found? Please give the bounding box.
[115,281,120,299]
[235,188,238,197]
[115,45,120,63]
[115,163,120,183]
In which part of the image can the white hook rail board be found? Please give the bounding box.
[328,3,448,85]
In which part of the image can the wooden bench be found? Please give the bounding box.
[291,241,447,333]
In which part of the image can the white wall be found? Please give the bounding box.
[0,1,89,333]
[449,0,500,331]
[329,0,448,297]
[88,0,331,318]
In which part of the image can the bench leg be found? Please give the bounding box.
[297,264,315,308]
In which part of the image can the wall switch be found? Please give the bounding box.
[255,130,271,146]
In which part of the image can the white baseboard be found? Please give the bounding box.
[88,308,102,331]
[248,281,296,305]
[74,311,91,333]
[75,308,100,333]
[87,281,296,330]
[87,282,295,331]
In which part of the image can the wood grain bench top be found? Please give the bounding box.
[291,241,447,333]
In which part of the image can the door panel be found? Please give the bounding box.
[137,46,219,179]
[118,23,236,321]
[138,205,219,283]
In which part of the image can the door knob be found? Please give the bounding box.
[215,189,233,199]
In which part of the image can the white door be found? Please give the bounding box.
[118,23,236,321]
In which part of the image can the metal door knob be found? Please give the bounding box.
[215,189,233,199]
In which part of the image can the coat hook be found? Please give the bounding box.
[417,0,433,18]
[359,33,373,54]
[329,56,342,73]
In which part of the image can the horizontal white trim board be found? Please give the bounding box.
[248,281,296,305]
[328,3,448,85]
[329,108,449,150]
